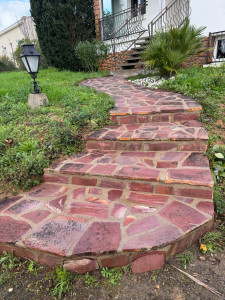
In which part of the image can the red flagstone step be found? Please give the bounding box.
[86,122,208,152]
[80,77,202,124]
[45,150,213,188]
[0,179,214,273]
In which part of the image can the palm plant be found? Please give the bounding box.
[142,19,206,76]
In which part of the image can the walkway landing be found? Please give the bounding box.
[0,77,214,274]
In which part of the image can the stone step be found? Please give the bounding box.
[86,122,208,152]
[0,178,213,273]
[45,150,213,188]
[80,77,202,124]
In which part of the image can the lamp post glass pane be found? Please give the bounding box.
[21,56,30,73]
[26,55,40,73]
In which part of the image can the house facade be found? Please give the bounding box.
[94,0,190,71]
[0,16,37,63]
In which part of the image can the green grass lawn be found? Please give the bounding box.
[159,65,225,215]
[0,68,113,196]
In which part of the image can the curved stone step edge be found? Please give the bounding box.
[0,218,213,274]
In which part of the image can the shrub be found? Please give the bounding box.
[142,19,206,76]
[0,56,16,72]
[75,40,110,72]
[13,38,48,70]
[30,0,95,71]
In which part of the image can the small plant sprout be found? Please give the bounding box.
[101,267,122,285]
[176,251,194,269]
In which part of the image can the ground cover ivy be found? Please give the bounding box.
[0,68,113,195]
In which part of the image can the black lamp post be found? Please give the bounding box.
[20,44,42,94]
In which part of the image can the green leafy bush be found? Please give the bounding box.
[0,56,16,72]
[13,38,48,70]
[75,40,110,72]
[142,20,206,76]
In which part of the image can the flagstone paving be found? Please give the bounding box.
[0,76,214,274]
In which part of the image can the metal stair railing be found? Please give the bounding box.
[148,0,190,38]
[109,1,148,70]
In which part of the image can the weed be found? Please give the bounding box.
[0,251,21,271]
[47,266,74,299]
[0,251,21,285]
[84,272,99,287]
[27,260,43,275]
[200,231,223,254]
[101,267,122,285]
[176,251,194,269]
[217,223,225,235]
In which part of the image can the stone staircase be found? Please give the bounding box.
[119,37,150,70]
[0,76,214,274]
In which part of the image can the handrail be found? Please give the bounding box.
[148,0,190,38]
[110,1,148,70]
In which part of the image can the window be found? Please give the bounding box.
[216,39,225,59]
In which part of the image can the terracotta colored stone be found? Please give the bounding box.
[72,177,97,186]
[182,153,209,167]
[174,196,194,204]
[60,163,92,174]
[123,215,136,226]
[29,184,68,198]
[196,201,214,216]
[166,169,213,187]
[71,188,86,200]
[155,185,174,195]
[111,204,127,218]
[67,202,109,218]
[108,190,123,201]
[146,143,177,151]
[177,188,213,199]
[128,182,153,193]
[170,232,193,256]
[0,196,22,212]
[159,152,187,161]
[131,252,165,273]
[101,255,130,268]
[88,187,102,195]
[73,222,121,255]
[0,217,31,243]
[131,205,156,214]
[159,201,209,232]
[23,216,87,256]
[157,161,178,168]
[63,259,99,274]
[47,195,67,212]
[89,164,117,175]
[38,253,63,267]
[126,192,168,206]
[116,166,160,181]
[5,199,41,214]
[44,175,69,184]
[22,210,50,223]
[123,226,181,251]
[87,141,113,150]
[99,180,124,189]
[127,216,161,236]
[179,143,207,152]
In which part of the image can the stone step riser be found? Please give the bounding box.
[110,112,201,125]
[44,173,213,200]
[0,218,214,274]
[86,140,207,153]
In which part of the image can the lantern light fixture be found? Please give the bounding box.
[20,44,42,94]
